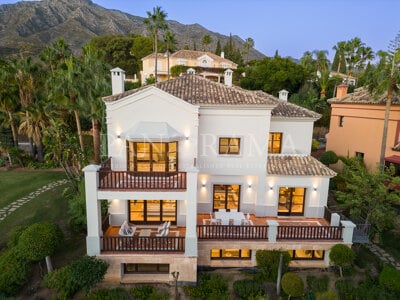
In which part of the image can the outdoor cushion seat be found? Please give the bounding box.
[118,220,135,236]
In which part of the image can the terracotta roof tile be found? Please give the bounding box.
[328,87,400,104]
[103,75,320,118]
[267,155,337,177]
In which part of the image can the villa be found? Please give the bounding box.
[83,68,356,284]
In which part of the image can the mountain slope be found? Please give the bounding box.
[0,0,264,60]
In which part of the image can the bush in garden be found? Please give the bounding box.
[86,287,130,300]
[6,225,27,248]
[281,272,304,299]
[255,250,291,281]
[356,278,394,300]
[334,279,354,300]
[184,273,229,299]
[379,265,400,293]
[0,248,30,296]
[233,278,266,299]
[17,221,63,272]
[130,285,169,300]
[315,290,339,300]
[319,151,338,166]
[329,244,355,277]
[43,255,109,298]
[307,275,329,293]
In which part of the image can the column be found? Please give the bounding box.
[267,220,278,243]
[83,164,102,255]
[341,220,356,244]
[185,166,199,256]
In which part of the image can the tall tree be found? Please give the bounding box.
[201,34,212,52]
[366,38,400,169]
[144,6,168,82]
[164,30,177,80]
[215,39,222,56]
[242,37,254,63]
[332,41,347,73]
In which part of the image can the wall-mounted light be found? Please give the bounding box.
[313,187,317,191]
[248,184,252,189]
[201,183,206,188]
[117,134,121,139]
[185,136,190,141]
[269,186,273,190]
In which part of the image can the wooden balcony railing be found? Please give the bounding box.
[98,171,187,190]
[277,226,342,240]
[101,236,185,252]
[197,225,268,240]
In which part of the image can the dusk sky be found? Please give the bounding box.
[1,0,399,60]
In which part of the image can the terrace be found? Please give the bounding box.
[100,211,346,254]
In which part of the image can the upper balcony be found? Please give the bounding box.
[98,158,187,191]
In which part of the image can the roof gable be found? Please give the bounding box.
[328,87,400,105]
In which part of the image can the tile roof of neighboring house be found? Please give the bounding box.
[267,155,337,177]
[103,75,320,118]
[328,87,400,104]
[142,50,238,68]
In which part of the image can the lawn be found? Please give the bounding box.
[0,168,87,298]
[0,168,66,208]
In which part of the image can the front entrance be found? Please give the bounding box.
[278,187,305,216]
[129,200,177,224]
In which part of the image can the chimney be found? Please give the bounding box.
[110,67,125,95]
[187,68,196,74]
[278,89,289,101]
[220,51,224,59]
[336,84,348,100]
[224,69,233,87]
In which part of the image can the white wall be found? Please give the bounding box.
[270,118,314,155]
[105,87,199,171]
[197,107,271,175]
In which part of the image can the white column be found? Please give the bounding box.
[341,220,356,244]
[185,166,199,256]
[83,164,102,255]
[330,213,341,226]
[267,220,278,243]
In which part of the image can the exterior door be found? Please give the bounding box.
[278,187,305,216]
[213,184,240,211]
[129,200,177,224]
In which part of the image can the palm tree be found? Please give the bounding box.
[0,59,19,146]
[164,30,177,80]
[366,45,400,170]
[144,6,168,82]
[332,41,347,73]
[81,44,110,164]
[242,37,254,63]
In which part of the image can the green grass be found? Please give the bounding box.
[0,169,66,208]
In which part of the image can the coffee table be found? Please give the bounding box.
[139,229,152,237]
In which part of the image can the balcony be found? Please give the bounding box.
[98,159,187,191]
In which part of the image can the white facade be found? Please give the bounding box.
[84,73,354,284]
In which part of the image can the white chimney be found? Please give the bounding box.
[110,67,125,95]
[220,51,224,58]
[224,69,233,87]
[187,68,196,74]
[278,89,289,101]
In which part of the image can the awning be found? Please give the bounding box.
[384,155,400,164]
[123,121,185,142]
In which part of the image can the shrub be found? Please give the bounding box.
[17,222,63,262]
[130,285,169,300]
[65,179,88,232]
[281,272,304,298]
[334,279,354,299]
[233,278,266,300]
[86,287,130,300]
[7,225,27,248]
[329,244,355,277]
[319,151,338,166]
[356,278,393,300]
[255,250,291,281]
[379,265,400,293]
[0,158,5,167]
[312,139,319,151]
[307,275,329,293]
[315,290,338,300]
[0,248,30,296]
[184,273,229,299]
[43,255,109,298]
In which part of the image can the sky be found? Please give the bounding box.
[1,0,400,60]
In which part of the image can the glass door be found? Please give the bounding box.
[278,187,305,216]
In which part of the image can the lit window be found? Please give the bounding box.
[288,250,324,260]
[211,249,251,259]
[219,137,240,155]
[268,132,282,153]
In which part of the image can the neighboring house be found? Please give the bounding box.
[84,69,356,284]
[316,71,357,86]
[326,84,400,172]
[141,49,237,84]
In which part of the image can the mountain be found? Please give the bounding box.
[0,0,265,60]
